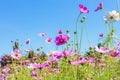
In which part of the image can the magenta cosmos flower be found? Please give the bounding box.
[25,38,30,44]
[58,29,62,34]
[79,4,89,14]
[11,49,21,60]
[99,33,103,37]
[94,2,103,12]
[109,50,120,57]
[55,34,70,46]
[45,38,52,44]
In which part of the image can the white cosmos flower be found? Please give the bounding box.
[104,10,120,23]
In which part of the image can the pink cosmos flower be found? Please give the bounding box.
[117,41,120,46]
[70,59,87,66]
[31,71,37,77]
[31,70,37,80]
[62,49,77,57]
[45,38,52,44]
[95,46,109,53]
[58,30,62,34]
[2,68,10,74]
[32,63,44,69]
[99,33,103,37]
[0,74,8,80]
[42,62,50,67]
[94,2,103,12]
[66,34,70,40]
[55,34,70,46]
[50,51,63,60]
[31,62,50,70]
[109,50,120,57]
[87,57,94,63]
[48,60,57,64]
[70,57,87,65]
[25,38,30,44]
[79,4,89,14]
[11,49,21,60]
[38,32,46,37]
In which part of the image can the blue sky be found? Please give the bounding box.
[0,0,120,56]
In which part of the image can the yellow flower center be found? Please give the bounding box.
[110,16,114,20]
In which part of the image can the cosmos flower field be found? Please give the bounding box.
[0,1,120,80]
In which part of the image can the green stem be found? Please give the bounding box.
[74,34,76,50]
[85,23,91,47]
[76,12,82,33]
[76,12,82,51]
[79,23,84,53]
[105,23,110,35]
[111,24,115,49]
[116,0,120,12]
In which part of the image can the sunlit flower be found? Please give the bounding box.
[11,49,21,60]
[25,38,30,44]
[79,4,89,14]
[104,10,120,23]
[94,2,103,12]
[55,34,70,46]
[45,38,52,44]
[38,32,46,37]
[95,46,109,53]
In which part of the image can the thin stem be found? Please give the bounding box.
[79,25,84,52]
[85,22,91,47]
[76,12,82,33]
[105,23,110,35]
[74,34,76,50]
[76,12,82,51]
[116,0,120,12]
